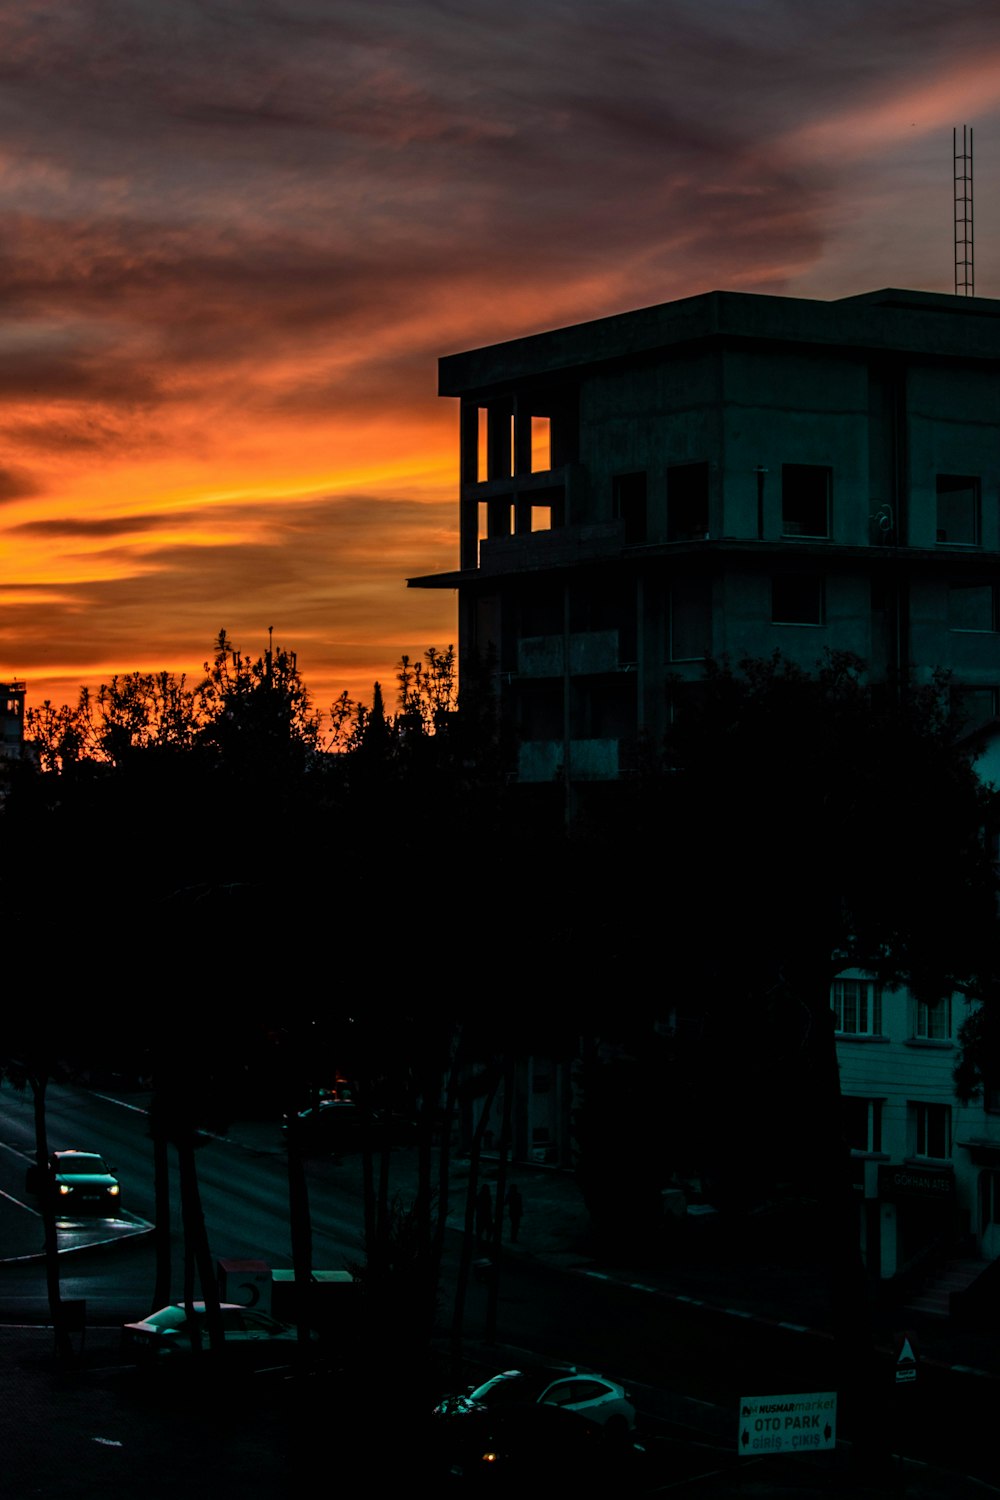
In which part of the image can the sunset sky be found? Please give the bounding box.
[2,0,1000,725]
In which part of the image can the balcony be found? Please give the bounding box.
[518,738,620,782]
[517,629,621,677]
[480,521,622,577]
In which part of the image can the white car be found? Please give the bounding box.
[434,1367,636,1433]
[122,1302,312,1361]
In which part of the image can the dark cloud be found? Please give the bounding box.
[0,464,40,502]
[3,0,1000,710]
[10,512,167,537]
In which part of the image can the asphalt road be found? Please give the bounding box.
[0,1082,366,1314]
[1,1084,998,1497]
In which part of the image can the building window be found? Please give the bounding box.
[771,575,824,625]
[517,682,563,741]
[936,474,980,545]
[832,978,883,1036]
[782,464,831,538]
[520,585,562,638]
[911,1102,951,1159]
[843,1096,883,1153]
[670,577,712,661]
[948,582,997,631]
[531,415,551,473]
[914,996,952,1041]
[614,472,647,544]
[667,463,709,541]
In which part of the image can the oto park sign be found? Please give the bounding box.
[738,1391,837,1456]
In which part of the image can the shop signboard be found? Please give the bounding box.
[738,1391,837,1456]
[877,1165,955,1201]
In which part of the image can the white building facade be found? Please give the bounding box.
[837,972,1000,1278]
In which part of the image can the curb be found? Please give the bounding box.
[0,1215,154,1266]
[576,1268,1000,1385]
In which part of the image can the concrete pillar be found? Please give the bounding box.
[461,402,479,486]
[487,401,513,481]
[514,406,533,476]
[460,497,479,570]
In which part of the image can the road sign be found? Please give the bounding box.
[895,1334,918,1384]
[738,1391,837,1456]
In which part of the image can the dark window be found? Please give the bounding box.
[520,587,562,637]
[542,1382,580,1407]
[614,472,647,544]
[570,577,634,638]
[832,979,882,1035]
[518,682,563,741]
[937,474,980,545]
[912,1102,951,1159]
[782,464,831,537]
[843,1097,882,1153]
[571,675,636,739]
[670,577,712,660]
[667,463,709,541]
[914,996,952,1042]
[771,575,824,625]
[948,582,997,631]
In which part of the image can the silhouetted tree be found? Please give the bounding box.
[0,1055,70,1358]
[195,628,320,777]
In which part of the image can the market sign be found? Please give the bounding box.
[877,1165,955,1201]
[738,1391,837,1456]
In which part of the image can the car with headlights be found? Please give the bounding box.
[25,1151,122,1215]
[432,1403,648,1493]
[433,1367,636,1435]
[122,1302,312,1362]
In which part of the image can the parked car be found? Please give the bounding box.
[433,1367,636,1434]
[122,1302,312,1361]
[283,1098,415,1153]
[282,1098,359,1152]
[25,1151,122,1215]
[433,1403,643,1492]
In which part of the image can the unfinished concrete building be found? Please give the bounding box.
[410,287,1000,812]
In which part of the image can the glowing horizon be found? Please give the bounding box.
[2,2,999,726]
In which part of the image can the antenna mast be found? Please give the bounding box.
[954,125,974,296]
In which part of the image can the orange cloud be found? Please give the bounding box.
[2,1,1000,727]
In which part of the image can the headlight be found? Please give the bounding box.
[108,1184,120,1196]
[58,1184,71,1196]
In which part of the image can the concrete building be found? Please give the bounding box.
[836,970,1000,1284]
[0,681,25,762]
[410,286,1000,806]
[413,287,1000,1277]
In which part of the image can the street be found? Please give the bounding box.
[1,1082,997,1497]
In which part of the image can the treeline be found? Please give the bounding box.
[3,638,999,1331]
[3,632,506,987]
